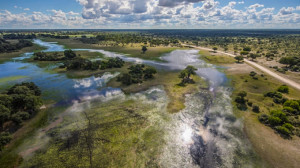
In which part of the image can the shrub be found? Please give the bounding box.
[264,91,282,99]
[276,126,291,136]
[282,107,296,115]
[247,101,253,107]
[0,132,12,151]
[277,85,289,93]
[236,103,247,111]
[268,116,282,126]
[258,114,269,124]
[282,123,294,131]
[283,100,300,110]
[252,105,260,113]
[237,91,247,98]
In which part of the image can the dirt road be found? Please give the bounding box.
[184,44,300,91]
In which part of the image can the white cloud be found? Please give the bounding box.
[14,6,18,9]
[24,8,30,11]
[279,7,294,15]
[1,1,300,29]
[249,3,264,9]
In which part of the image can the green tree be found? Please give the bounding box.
[276,126,291,136]
[179,66,197,85]
[142,46,147,54]
[185,66,197,79]
[249,53,258,61]
[268,116,282,126]
[283,100,299,110]
[64,49,77,59]
[129,64,145,83]
[212,47,218,52]
[119,73,132,85]
[143,67,157,80]
[279,57,298,67]
[0,132,12,151]
[0,105,10,128]
[252,105,260,113]
[235,56,244,63]
[243,47,251,52]
[240,51,249,56]
[277,85,289,93]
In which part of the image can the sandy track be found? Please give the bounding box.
[185,44,300,91]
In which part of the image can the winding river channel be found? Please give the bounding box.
[0,39,263,167]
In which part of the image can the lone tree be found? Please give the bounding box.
[142,46,147,54]
[235,56,244,63]
[64,49,76,59]
[179,65,197,85]
[213,47,218,53]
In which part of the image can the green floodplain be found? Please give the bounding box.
[0,30,300,168]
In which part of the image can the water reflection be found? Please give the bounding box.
[0,39,259,167]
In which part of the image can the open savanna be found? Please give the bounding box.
[201,50,300,168]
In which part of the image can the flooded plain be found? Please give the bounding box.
[0,39,263,167]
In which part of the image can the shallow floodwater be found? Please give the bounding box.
[0,40,261,167]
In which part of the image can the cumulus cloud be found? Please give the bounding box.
[249,3,264,9]
[158,0,204,7]
[24,8,30,11]
[279,7,294,15]
[1,0,300,28]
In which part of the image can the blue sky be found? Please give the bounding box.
[0,0,299,29]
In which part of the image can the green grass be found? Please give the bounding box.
[199,50,236,65]
[0,76,28,83]
[41,38,181,61]
[227,70,300,168]
[22,100,168,168]
[108,71,208,113]
[0,107,52,168]
[52,62,132,79]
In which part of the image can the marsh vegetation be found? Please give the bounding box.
[0,30,299,168]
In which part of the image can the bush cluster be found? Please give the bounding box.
[0,39,33,53]
[0,82,42,150]
[117,64,157,85]
[279,56,300,72]
[259,85,300,137]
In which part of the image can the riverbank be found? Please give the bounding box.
[200,50,300,168]
[41,38,182,61]
[0,44,46,63]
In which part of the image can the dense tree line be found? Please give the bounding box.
[117,64,157,85]
[33,52,64,61]
[3,33,36,39]
[77,32,180,47]
[40,34,69,39]
[0,39,33,53]
[0,82,42,151]
[62,57,125,71]
[33,49,125,71]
